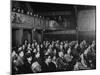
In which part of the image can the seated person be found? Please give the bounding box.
[41,55,56,72]
[56,51,67,71]
[31,61,42,73]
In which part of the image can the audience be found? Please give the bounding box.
[12,40,96,74]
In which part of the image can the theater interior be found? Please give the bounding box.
[11,1,96,74]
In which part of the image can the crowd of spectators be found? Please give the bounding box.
[12,40,96,74]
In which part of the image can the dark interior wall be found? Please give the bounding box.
[78,31,95,42]
[12,29,16,47]
[23,29,32,43]
[12,28,43,47]
[12,29,23,47]
[44,34,76,41]
[32,30,42,43]
[77,9,96,42]
[78,9,95,31]
[12,29,32,47]
[43,30,77,41]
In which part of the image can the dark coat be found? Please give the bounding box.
[41,62,56,72]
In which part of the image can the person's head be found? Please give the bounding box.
[74,43,78,49]
[18,46,22,51]
[45,48,51,56]
[37,44,39,48]
[22,45,25,50]
[52,56,56,61]
[28,43,31,48]
[24,40,28,45]
[27,56,32,62]
[92,40,95,45]
[35,52,40,59]
[31,61,41,73]
[60,41,63,45]
[27,49,31,53]
[40,44,43,48]
[35,42,38,46]
[43,41,46,45]
[60,44,63,50]
[37,45,40,52]
[56,40,59,43]
[48,44,52,49]
[64,53,68,58]
[55,43,59,48]
[32,43,34,48]
[58,51,64,58]
[52,41,54,44]
[67,47,71,55]
[83,40,86,45]
[51,43,54,48]
[91,40,95,48]
[12,50,18,61]
[54,49,57,54]
[19,51,24,57]
[33,48,37,53]
[64,43,68,48]
[12,50,17,57]
[45,55,52,63]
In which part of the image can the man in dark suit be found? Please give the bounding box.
[41,55,56,72]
